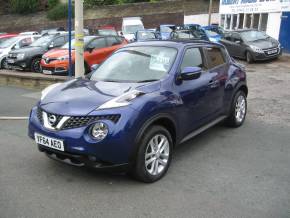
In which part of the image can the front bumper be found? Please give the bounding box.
[28,106,141,168]
[41,59,69,75]
[252,47,282,61]
[6,58,30,70]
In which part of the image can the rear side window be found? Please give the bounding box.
[180,48,205,70]
[106,37,120,46]
[89,38,107,49]
[205,47,226,69]
[53,37,65,47]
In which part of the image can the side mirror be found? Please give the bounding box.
[91,64,99,71]
[179,67,202,81]
[118,31,123,36]
[235,40,241,44]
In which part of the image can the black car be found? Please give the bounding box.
[7,33,70,72]
[220,29,282,63]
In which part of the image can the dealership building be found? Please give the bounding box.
[219,0,290,52]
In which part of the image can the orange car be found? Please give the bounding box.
[41,35,127,75]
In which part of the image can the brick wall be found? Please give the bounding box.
[0,0,219,32]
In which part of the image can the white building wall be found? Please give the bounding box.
[266,12,282,40]
[184,13,220,26]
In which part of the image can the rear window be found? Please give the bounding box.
[205,47,226,69]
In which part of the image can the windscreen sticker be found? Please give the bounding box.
[149,54,170,72]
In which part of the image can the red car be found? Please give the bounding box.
[0,34,18,45]
[41,35,127,75]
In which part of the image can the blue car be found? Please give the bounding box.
[28,40,248,183]
[202,26,223,43]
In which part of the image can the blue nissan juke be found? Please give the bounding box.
[28,40,248,183]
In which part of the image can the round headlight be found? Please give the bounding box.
[91,122,108,140]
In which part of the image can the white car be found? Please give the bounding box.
[121,17,144,42]
[0,35,40,69]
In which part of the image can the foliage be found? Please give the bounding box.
[84,0,159,7]
[9,0,39,14]
[48,0,59,9]
[47,3,74,20]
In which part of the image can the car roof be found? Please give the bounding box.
[123,40,220,49]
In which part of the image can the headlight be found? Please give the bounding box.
[17,53,25,60]
[249,45,263,53]
[41,83,62,100]
[98,90,144,110]
[91,122,108,140]
[57,55,69,61]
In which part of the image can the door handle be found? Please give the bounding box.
[208,80,219,88]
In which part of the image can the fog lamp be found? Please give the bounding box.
[91,122,108,140]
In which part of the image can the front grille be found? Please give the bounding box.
[37,107,120,130]
[263,47,279,56]
[43,58,58,64]
[62,115,121,129]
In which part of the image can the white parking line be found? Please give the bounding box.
[0,117,29,120]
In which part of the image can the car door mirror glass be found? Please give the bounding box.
[180,67,202,81]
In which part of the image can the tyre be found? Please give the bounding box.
[225,90,247,128]
[132,125,173,183]
[246,51,254,64]
[1,58,8,69]
[31,57,42,73]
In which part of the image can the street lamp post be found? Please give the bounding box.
[74,0,85,78]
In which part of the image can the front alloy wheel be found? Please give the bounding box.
[145,134,170,176]
[133,125,173,183]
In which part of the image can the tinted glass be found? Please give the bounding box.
[88,38,106,49]
[205,47,226,68]
[62,37,94,49]
[53,37,65,47]
[91,46,177,83]
[106,37,119,46]
[30,35,53,47]
[181,48,204,70]
[0,37,19,48]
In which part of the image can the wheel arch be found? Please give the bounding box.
[129,113,177,165]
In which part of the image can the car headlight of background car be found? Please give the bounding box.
[249,45,264,53]
[90,122,109,140]
[17,53,25,60]
[98,90,144,110]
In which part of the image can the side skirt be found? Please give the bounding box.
[180,116,227,144]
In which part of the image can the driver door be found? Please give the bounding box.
[175,47,219,134]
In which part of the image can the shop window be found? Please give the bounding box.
[238,14,244,29]
[260,13,268,32]
[246,14,252,28]
[232,14,238,30]
[253,14,260,29]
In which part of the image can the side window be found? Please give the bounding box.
[106,37,120,46]
[223,33,232,41]
[19,37,32,47]
[231,33,242,42]
[53,37,65,47]
[88,38,107,49]
[205,47,226,69]
[181,48,205,70]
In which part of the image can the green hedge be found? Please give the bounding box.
[47,3,74,21]
[48,0,60,9]
[9,0,39,14]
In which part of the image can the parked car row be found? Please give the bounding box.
[0,20,283,76]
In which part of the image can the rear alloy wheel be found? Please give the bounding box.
[246,51,254,64]
[31,57,42,73]
[225,90,247,127]
[133,125,173,183]
[1,58,8,69]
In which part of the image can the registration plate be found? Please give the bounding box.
[43,70,52,74]
[7,59,15,64]
[267,49,277,55]
[35,133,64,151]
